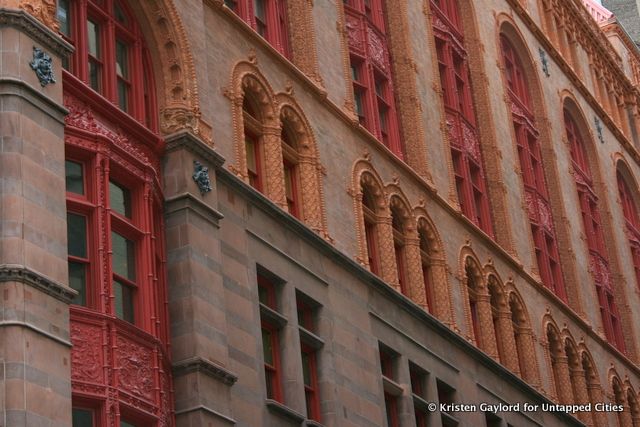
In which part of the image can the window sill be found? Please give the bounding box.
[260,303,288,328]
[441,411,460,426]
[304,420,324,427]
[265,399,306,423]
[382,376,403,396]
[299,327,324,349]
[412,394,430,411]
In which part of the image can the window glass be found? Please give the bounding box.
[254,0,266,36]
[66,161,84,195]
[262,328,274,365]
[114,280,134,322]
[121,419,137,427]
[109,181,132,218]
[57,0,71,38]
[69,262,87,306]
[301,350,311,385]
[114,3,128,26]
[87,19,101,91]
[72,408,94,427]
[116,40,129,111]
[111,232,135,280]
[68,213,87,258]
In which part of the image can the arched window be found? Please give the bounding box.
[564,339,587,411]
[57,0,156,128]
[581,352,603,427]
[390,199,409,296]
[616,169,640,292]
[281,123,301,218]
[613,377,630,427]
[418,225,434,311]
[362,184,381,275]
[224,0,290,57]
[500,35,565,299]
[61,1,172,424]
[465,262,482,346]
[509,293,538,383]
[564,109,625,351]
[344,0,402,155]
[488,279,507,364]
[628,386,640,427]
[547,324,573,404]
[431,0,493,235]
[244,97,265,191]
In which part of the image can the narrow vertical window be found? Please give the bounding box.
[431,0,493,235]
[466,264,481,346]
[226,0,290,57]
[111,232,136,323]
[87,19,102,92]
[419,227,434,312]
[344,0,402,155]
[500,35,566,299]
[296,294,322,422]
[115,40,130,112]
[258,274,283,402]
[391,205,407,295]
[362,186,380,275]
[68,213,89,306]
[281,125,300,218]
[379,345,400,427]
[243,98,264,192]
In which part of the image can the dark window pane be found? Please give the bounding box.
[57,0,71,37]
[116,41,128,79]
[69,262,87,306]
[114,3,128,26]
[302,351,311,386]
[114,280,134,322]
[66,161,84,195]
[109,181,132,218]
[262,328,273,365]
[72,408,93,427]
[121,420,137,427]
[111,232,135,280]
[67,213,87,257]
[117,80,129,112]
[258,285,269,306]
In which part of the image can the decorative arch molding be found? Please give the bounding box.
[458,246,499,357]
[414,206,453,325]
[350,157,399,287]
[624,381,640,427]
[542,314,573,403]
[562,332,593,425]
[276,91,329,239]
[485,267,519,370]
[226,56,282,202]
[611,368,636,427]
[497,16,581,311]
[578,342,607,426]
[506,284,541,385]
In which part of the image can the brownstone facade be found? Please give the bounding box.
[3,0,640,426]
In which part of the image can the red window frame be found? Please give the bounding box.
[281,126,301,219]
[297,300,315,331]
[243,100,265,192]
[500,35,566,299]
[362,188,381,275]
[57,0,157,129]
[384,393,400,427]
[565,111,625,351]
[432,0,493,236]
[226,0,291,57]
[301,345,321,422]
[391,210,408,295]
[344,0,402,156]
[261,321,283,402]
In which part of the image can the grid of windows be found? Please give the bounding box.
[565,110,625,351]
[500,35,566,299]
[344,0,402,156]
[431,0,493,235]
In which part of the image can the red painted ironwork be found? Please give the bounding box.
[227,0,291,57]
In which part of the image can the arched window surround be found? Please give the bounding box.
[415,208,452,325]
[506,288,540,385]
[228,59,328,238]
[581,348,607,426]
[544,319,574,404]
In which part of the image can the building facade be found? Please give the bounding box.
[2,0,640,426]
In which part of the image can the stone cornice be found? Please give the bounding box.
[164,130,225,167]
[0,8,74,58]
[0,264,75,303]
[172,356,238,386]
[164,193,224,227]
